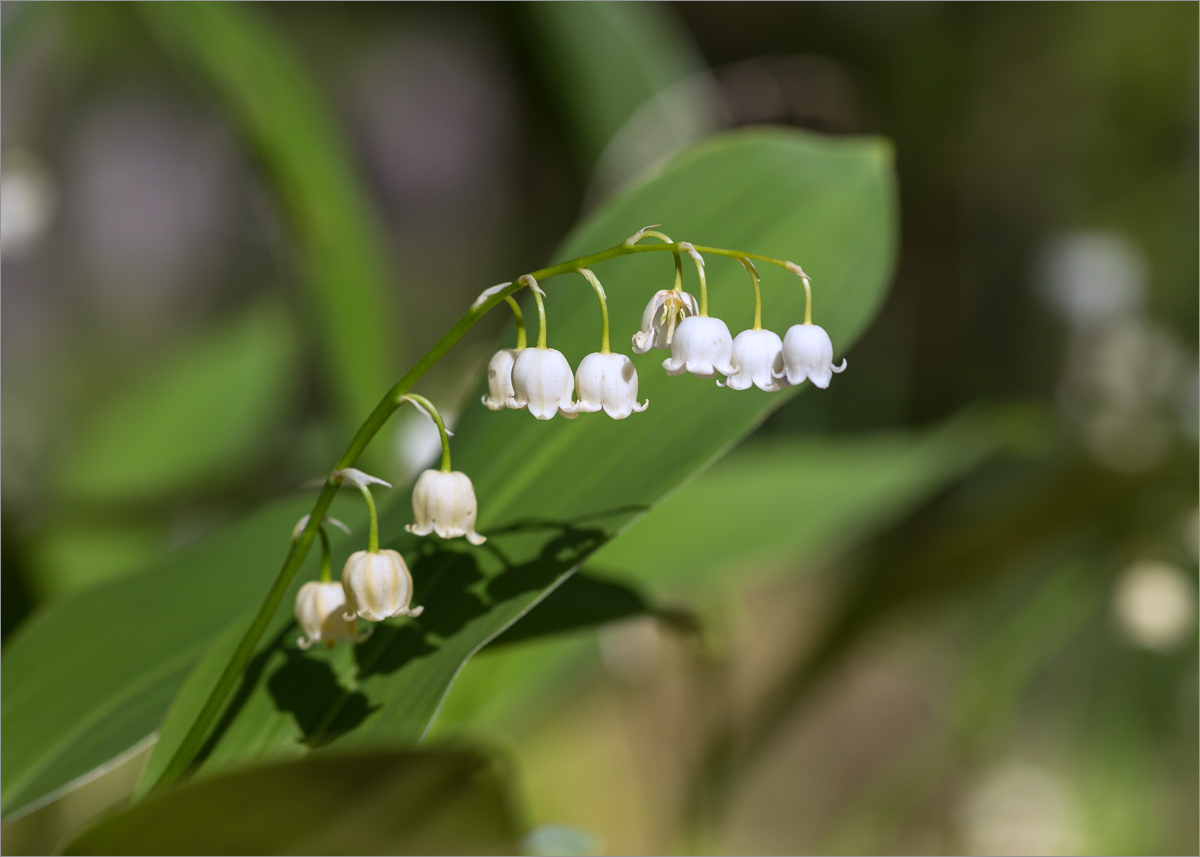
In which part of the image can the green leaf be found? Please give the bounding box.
[521,1,719,174]
[430,411,1014,740]
[57,303,298,503]
[3,128,896,816]
[141,128,897,781]
[138,3,397,430]
[0,498,316,820]
[591,409,1012,587]
[65,749,521,856]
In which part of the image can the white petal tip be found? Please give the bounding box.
[467,532,487,546]
[832,358,847,373]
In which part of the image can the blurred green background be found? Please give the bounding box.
[2,2,1196,854]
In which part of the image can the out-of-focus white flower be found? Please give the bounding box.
[341,549,424,622]
[1113,560,1195,652]
[774,323,846,389]
[575,352,648,419]
[481,348,521,410]
[295,581,369,649]
[662,315,735,379]
[632,289,699,354]
[406,469,486,545]
[958,761,1082,856]
[720,328,785,391]
[507,347,579,419]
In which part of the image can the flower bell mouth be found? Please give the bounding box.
[575,352,648,419]
[662,315,736,379]
[295,581,370,649]
[506,347,579,419]
[341,549,424,623]
[720,328,786,391]
[406,469,486,544]
[632,289,700,354]
[773,323,846,389]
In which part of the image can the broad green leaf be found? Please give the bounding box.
[66,749,521,856]
[138,3,396,430]
[3,128,896,816]
[29,522,161,601]
[521,2,719,175]
[592,409,1013,586]
[430,412,1015,740]
[0,498,320,820]
[57,303,298,503]
[142,128,897,781]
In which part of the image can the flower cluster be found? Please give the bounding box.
[485,272,648,421]
[293,226,847,651]
[293,395,486,649]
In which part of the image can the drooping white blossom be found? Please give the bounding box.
[406,469,486,545]
[632,289,699,354]
[662,315,736,379]
[575,352,648,419]
[720,328,786,391]
[295,581,368,649]
[773,323,846,389]
[507,347,579,420]
[341,549,424,622]
[481,348,521,410]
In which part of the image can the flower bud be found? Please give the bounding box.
[773,323,846,389]
[406,469,486,545]
[632,289,699,354]
[295,581,367,649]
[720,328,786,391]
[575,352,648,418]
[507,347,579,420]
[662,316,735,379]
[481,348,521,411]
[341,549,424,622]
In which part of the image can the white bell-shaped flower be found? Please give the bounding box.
[720,328,786,391]
[632,289,699,354]
[481,348,521,410]
[406,469,486,545]
[575,352,648,419]
[341,549,424,622]
[295,581,368,649]
[773,323,846,389]
[662,315,736,379]
[506,347,579,420]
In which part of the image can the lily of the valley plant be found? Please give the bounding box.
[153,225,847,791]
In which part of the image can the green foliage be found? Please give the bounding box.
[138,3,397,431]
[521,2,717,172]
[139,128,896,787]
[65,750,521,856]
[57,303,299,504]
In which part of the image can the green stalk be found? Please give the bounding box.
[576,268,610,354]
[403,394,453,473]
[740,258,762,331]
[317,528,332,583]
[151,235,804,791]
[504,295,527,350]
[355,482,380,554]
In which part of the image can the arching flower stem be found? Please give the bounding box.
[504,295,527,350]
[638,229,684,293]
[152,231,814,794]
[355,481,380,554]
[740,258,762,331]
[679,243,708,316]
[576,268,610,354]
[402,393,453,474]
[522,274,548,349]
[317,527,333,583]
